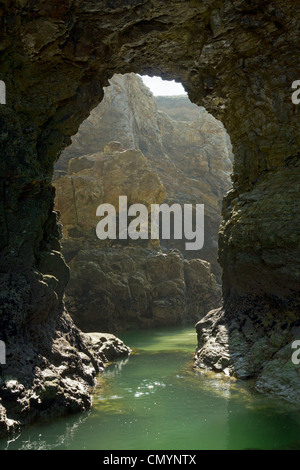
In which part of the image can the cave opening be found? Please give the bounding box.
[53,72,233,334]
[1,0,300,442]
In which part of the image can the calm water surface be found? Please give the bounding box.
[2,326,300,450]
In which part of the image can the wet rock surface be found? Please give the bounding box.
[195,297,300,404]
[86,333,131,362]
[0,309,130,438]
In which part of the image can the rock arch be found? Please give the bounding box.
[0,0,300,433]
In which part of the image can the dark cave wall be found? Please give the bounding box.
[1,0,299,302]
[0,0,300,431]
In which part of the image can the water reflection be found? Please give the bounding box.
[1,326,300,450]
[2,412,90,450]
[100,357,130,378]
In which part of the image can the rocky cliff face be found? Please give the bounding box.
[1,0,300,434]
[56,73,232,279]
[54,142,221,331]
[155,95,202,122]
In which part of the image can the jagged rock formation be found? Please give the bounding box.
[54,143,221,331]
[0,317,130,437]
[56,73,232,279]
[64,247,220,332]
[1,0,300,434]
[194,163,300,402]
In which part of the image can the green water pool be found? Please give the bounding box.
[1,326,300,450]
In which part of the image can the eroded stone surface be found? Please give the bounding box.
[0,307,130,438]
[86,332,131,362]
[194,297,300,404]
[65,247,221,331]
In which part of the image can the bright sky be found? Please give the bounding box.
[141,75,187,96]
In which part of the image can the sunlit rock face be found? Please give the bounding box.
[54,143,221,331]
[56,73,232,280]
[1,0,300,433]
